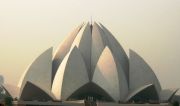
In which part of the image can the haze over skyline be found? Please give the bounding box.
[0,0,180,89]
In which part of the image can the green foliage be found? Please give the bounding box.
[4,96,13,106]
[173,101,179,106]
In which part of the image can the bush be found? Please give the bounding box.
[173,101,179,106]
[4,96,13,106]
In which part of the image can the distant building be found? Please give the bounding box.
[0,22,179,105]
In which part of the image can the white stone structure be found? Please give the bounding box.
[17,47,53,100]
[52,46,89,100]
[1,22,180,103]
[129,49,162,96]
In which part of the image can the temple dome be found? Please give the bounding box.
[1,22,178,103]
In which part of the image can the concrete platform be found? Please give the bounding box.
[12,101,172,106]
[97,102,171,106]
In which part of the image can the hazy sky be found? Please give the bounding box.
[0,0,180,89]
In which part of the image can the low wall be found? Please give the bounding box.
[97,102,172,106]
[12,101,173,106]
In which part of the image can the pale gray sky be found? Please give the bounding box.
[0,0,180,89]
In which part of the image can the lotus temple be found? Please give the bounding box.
[0,22,180,106]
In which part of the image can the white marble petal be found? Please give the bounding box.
[91,22,107,75]
[129,49,161,96]
[52,46,89,100]
[52,23,84,80]
[70,23,92,78]
[93,47,121,102]
[99,23,129,82]
[160,89,179,102]
[2,84,20,98]
[18,47,53,94]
